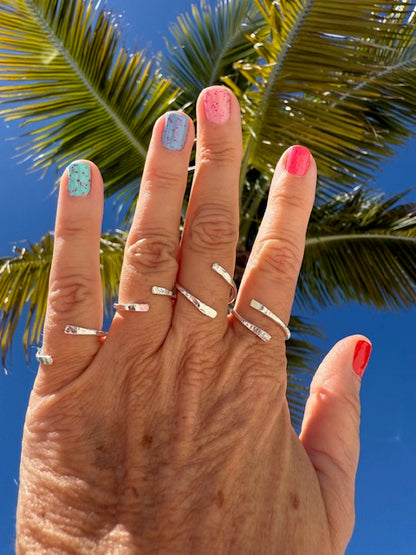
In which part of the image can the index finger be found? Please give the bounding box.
[233,146,316,346]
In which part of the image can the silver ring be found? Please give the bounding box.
[175,283,217,319]
[250,299,291,340]
[113,303,150,312]
[35,348,54,365]
[231,309,271,343]
[151,286,176,298]
[65,325,107,337]
[211,263,237,304]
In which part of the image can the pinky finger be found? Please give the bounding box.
[36,160,104,395]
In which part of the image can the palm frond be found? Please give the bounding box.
[0,230,125,362]
[0,0,179,205]
[223,0,416,207]
[161,0,265,108]
[298,189,416,309]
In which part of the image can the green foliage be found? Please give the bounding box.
[0,0,179,203]
[300,189,416,310]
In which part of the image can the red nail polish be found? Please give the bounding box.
[285,145,311,176]
[353,340,372,378]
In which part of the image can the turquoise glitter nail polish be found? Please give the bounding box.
[68,162,91,196]
[162,113,188,151]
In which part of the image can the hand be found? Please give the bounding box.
[16,86,371,554]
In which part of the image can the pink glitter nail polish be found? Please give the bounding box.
[204,88,231,124]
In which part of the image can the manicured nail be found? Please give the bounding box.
[285,145,311,176]
[162,112,188,151]
[352,340,372,379]
[204,87,231,124]
[68,162,91,196]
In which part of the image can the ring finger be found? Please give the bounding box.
[114,112,195,345]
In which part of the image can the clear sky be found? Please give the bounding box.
[1,1,415,553]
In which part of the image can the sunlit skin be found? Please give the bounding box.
[16,87,370,554]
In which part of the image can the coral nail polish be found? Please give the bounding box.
[204,88,231,124]
[285,145,311,176]
[353,340,372,379]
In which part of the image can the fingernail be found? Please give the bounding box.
[68,162,91,196]
[204,87,231,124]
[285,145,311,176]
[352,340,372,379]
[162,112,188,151]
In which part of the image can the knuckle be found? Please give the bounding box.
[237,347,287,393]
[126,233,178,272]
[199,139,241,165]
[48,273,95,315]
[144,165,184,190]
[270,187,311,214]
[189,204,237,252]
[254,235,303,284]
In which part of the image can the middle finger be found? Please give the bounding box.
[174,87,242,336]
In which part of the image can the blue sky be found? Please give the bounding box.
[0,1,415,553]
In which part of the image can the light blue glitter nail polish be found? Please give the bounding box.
[162,113,188,151]
[68,162,91,196]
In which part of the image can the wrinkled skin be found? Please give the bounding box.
[17,87,367,554]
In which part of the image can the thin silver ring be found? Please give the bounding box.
[211,263,238,304]
[65,325,107,337]
[250,299,291,340]
[113,303,150,312]
[151,286,176,298]
[35,348,53,365]
[175,283,217,319]
[231,309,271,343]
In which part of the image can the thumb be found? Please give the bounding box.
[299,335,372,553]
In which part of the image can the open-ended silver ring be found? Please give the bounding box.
[175,283,217,319]
[211,263,238,304]
[35,348,54,365]
[151,286,176,298]
[250,299,291,340]
[64,325,107,337]
[113,303,150,312]
[231,309,271,343]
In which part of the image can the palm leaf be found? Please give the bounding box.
[0,0,179,205]
[0,230,125,362]
[298,189,416,309]
[161,0,266,107]
[222,0,416,224]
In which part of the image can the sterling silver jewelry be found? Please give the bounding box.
[65,325,107,337]
[211,263,238,304]
[151,286,176,298]
[113,303,150,312]
[250,299,291,340]
[175,283,217,319]
[231,309,271,343]
[35,348,53,365]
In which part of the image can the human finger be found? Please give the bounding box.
[232,146,316,347]
[37,161,104,395]
[300,335,372,552]
[114,112,194,345]
[174,86,242,335]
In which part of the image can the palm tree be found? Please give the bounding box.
[0,0,415,428]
